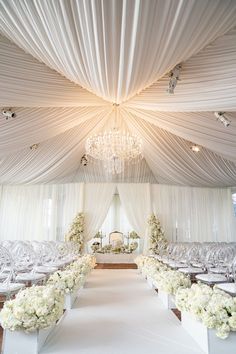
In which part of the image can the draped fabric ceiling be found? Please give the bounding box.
[0,0,236,186]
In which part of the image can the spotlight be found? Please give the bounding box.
[30,144,39,150]
[2,109,16,120]
[167,64,182,94]
[81,154,88,166]
[214,112,231,127]
[190,144,200,152]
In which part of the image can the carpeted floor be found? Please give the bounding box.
[42,269,203,354]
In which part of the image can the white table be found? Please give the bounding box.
[95,253,136,263]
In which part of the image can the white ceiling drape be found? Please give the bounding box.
[1,0,236,103]
[0,0,236,186]
[125,112,236,187]
[125,28,236,112]
[0,35,106,107]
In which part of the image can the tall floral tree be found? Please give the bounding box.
[147,213,167,253]
[65,212,85,253]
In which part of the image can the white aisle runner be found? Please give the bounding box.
[42,270,203,354]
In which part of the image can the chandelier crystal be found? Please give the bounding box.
[85,128,143,174]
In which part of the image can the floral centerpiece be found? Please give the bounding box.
[47,270,84,294]
[65,212,85,253]
[147,213,167,254]
[129,231,140,239]
[153,269,191,295]
[0,285,64,332]
[176,283,236,339]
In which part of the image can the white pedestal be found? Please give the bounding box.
[64,288,78,310]
[147,276,154,288]
[158,290,176,309]
[182,311,236,354]
[2,325,54,354]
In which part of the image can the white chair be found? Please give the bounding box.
[109,231,124,247]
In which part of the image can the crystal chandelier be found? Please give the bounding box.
[85,106,143,174]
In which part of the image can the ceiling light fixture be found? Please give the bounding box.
[214,112,231,127]
[85,104,143,174]
[167,64,182,94]
[30,143,39,150]
[190,144,201,152]
[2,109,16,120]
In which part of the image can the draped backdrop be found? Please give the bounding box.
[0,0,236,186]
[0,183,235,251]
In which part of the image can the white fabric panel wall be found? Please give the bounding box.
[117,183,152,252]
[152,185,236,242]
[0,184,84,241]
[83,183,116,242]
[101,194,132,235]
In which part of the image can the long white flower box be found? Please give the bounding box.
[64,288,78,310]
[141,269,147,279]
[158,289,176,309]
[2,325,54,354]
[146,275,154,288]
[182,311,236,354]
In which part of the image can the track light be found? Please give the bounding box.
[167,64,182,94]
[81,154,88,166]
[214,112,231,127]
[2,109,16,120]
[30,144,39,150]
[190,144,200,153]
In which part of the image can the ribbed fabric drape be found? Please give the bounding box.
[117,183,152,252]
[152,185,236,242]
[83,183,116,242]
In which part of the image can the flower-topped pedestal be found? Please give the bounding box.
[0,286,64,354]
[147,214,167,254]
[65,212,85,253]
[2,325,56,354]
[182,312,236,354]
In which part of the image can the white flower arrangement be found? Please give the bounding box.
[0,286,64,332]
[129,231,140,239]
[66,255,96,275]
[134,256,169,278]
[153,269,191,295]
[47,270,84,294]
[65,212,85,253]
[147,214,167,254]
[176,283,236,339]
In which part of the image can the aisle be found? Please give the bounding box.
[42,270,203,354]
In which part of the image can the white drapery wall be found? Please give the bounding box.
[83,183,116,242]
[152,185,236,242]
[0,183,235,246]
[117,184,152,253]
[100,194,132,236]
[0,184,84,241]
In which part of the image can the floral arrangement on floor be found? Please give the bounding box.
[152,269,191,295]
[147,214,167,254]
[134,255,169,278]
[47,269,84,294]
[65,212,85,253]
[0,286,64,332]
[66,255,96,275]
[176,282,236,339]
